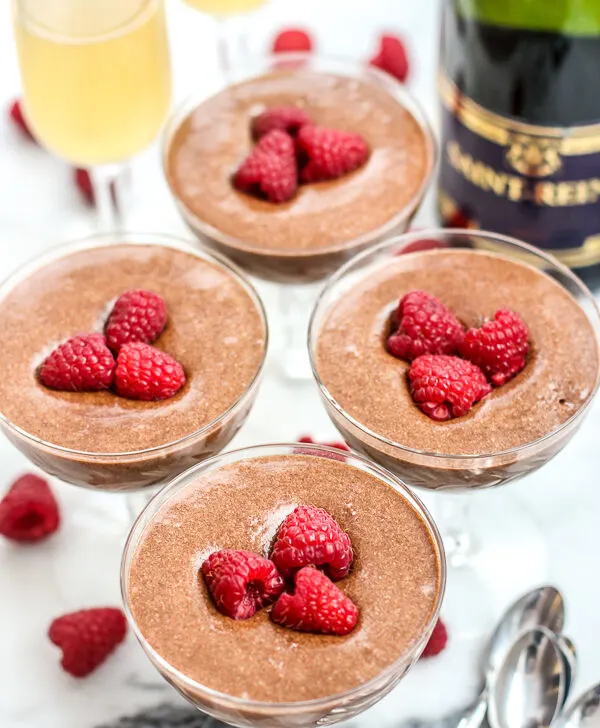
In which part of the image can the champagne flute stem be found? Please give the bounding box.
[215,16,232,78]
[435,492,474,566]
[91,164,123,232]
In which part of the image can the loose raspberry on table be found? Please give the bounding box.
[272,28,313,53]
[233,129,298,203]
[459,310,529,386]
[9,99,36,141]
[114,342,185,401]
[408,354,492,421]
[294,436,350,462]
[297,125,369,183]
[387,290,465,361]
[421,619,448,658]
[105,289,167,353]
[370,34,410,83]
[271,566,358,636]
[0,474,60,543]
[271,504,353,580]
[252,106,313,140]
[39,334,116,392]
[48,608,127,678]
[202,549,285,620]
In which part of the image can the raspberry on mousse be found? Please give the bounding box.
[387,290,465,361]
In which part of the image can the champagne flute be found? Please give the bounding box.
[12,0,172,229]
[183,0,268,74]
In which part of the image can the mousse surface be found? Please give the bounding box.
[316,249,599,455]
[128,454,441,702]
[0,244,265,453]
[166,70,429,253]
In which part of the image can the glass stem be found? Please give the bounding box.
[215,16,233,79]
[91,164,123,232]
[277,283,320,381]
[435,492,475,566]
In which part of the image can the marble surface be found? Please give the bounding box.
[1,1,600,727]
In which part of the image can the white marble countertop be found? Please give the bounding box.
[1,1,600,727]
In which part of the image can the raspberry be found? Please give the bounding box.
[370,34,410,83]
[459,310,530,386]
[294,436,350,462]
[272,29,313,53]
[408,354,491,421]
[48,608,127,678]
[252,107,312,140]
[271,567,358,636]
[233,129,297,203]
[202,549,285,620]
[387,291,465,361]
[74,168,94,205]
[9,99,36,141]
[297,125,369,183]
[105,289,167,353]
[271,505,353,580]
[422,619,448,658]
[115,342,185,401]
[39,334,116,392]
[0,474,60,543]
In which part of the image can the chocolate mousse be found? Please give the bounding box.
[165,68,434,281]
[125,452,443,709]
[314,248,600,488]
[0,242,266,490]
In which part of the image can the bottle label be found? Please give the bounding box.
[438,72,600,267]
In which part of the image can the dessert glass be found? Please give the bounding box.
[0,232,268,511]
[309,229,600,628]
[121,443,446,728]
[162,53,436,379]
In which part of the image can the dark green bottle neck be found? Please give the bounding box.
[456,0,600,35]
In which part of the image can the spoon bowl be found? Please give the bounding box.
[489,628,567,728]
[560,683,600,728]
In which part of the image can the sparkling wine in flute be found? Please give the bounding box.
[438,0,600,277]
[13,0,171,167]
[184,0,267,15]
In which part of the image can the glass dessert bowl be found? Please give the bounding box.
[309,229,600,616]
[0,232,268,493]
[162,53,436,285]
[121,443,446,728]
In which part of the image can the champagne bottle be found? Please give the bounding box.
[438,0,600,281]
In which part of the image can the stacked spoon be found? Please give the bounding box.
[457,586,576,728]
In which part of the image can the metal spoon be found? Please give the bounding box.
[560,683,600,728]
[556,636,577,708]
[457,586,565,728]
[488,627,567,728]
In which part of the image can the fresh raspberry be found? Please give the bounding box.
[443,208,473,229]
[48,608,127,678]
[252,107,313,140]
[271,567,358,636]
[398,237,446,255]
[294,436,350,462]
[408,354,491,421]
[233,129,297,203]
[202,549,285,620]
[74,168,94,205]
[387,291,465,361]
[459,310,529,386]
[370,34,410,83]
[422,619,448,658]
[272,28,313,53]
[9,99,36,141]
[0,474,60,543]
[39,334,116,392]
[297,125,369,183]
[105,289,167,353]
[115,342,185,401]
[271,505,353,580]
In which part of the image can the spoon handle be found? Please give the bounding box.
[456,690,489,728]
